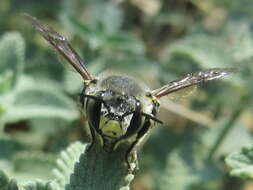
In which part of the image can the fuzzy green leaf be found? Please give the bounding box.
[164,34,234,69]
[18,180,55,190]
[53,141,86,188]
[225,145,253,178]
[0,170,59,190]
[0,32,25,90]
[67,143,135,190]
[13,151,56,180]
[53,140,136,190]
[0,170,9,188]
[3,77,78,123]
[3,179,19,190]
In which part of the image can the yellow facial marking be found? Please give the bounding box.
[100,116,124,138]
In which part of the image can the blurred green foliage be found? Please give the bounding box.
[226,145,253,179]
[0,0,253,189]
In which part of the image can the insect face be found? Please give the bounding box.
[82,75,159,149]
[85,90,142,138]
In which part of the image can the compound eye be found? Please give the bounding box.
[124,101,144,138]
[86,98,101,131]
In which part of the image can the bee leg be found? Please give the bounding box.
[125,120,152,171]
[86,127,96,152]
[125,140,138,171]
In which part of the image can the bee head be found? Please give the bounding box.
[83,90,144,139]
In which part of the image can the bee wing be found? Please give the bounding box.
[151,68,237,98]
[25,14,93,81]
[165,85,197,101]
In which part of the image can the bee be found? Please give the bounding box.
[25,14,237,169]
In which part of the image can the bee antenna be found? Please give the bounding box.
[140,112,163,124]
[81,94,106,104]
[122,111,163,124]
